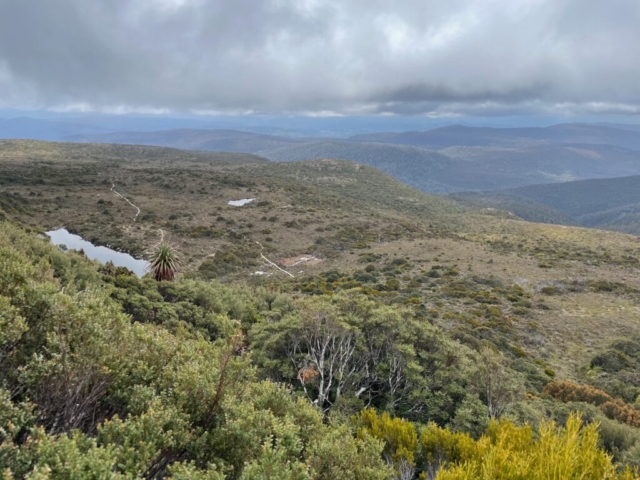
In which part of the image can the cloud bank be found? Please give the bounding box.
[1,0,639,116]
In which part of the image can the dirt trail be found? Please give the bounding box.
[111,182,141,222]
[256,241,295,278]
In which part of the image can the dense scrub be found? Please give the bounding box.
[356,409,638,479]
[545,382,640,427]
[0,222,395,478]
[1,220,640,478]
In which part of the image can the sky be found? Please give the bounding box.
[1,0,640,120]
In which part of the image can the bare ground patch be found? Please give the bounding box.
[280,254,323,268]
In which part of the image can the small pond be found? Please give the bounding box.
[46,228,149,277]
[228,198,255,206]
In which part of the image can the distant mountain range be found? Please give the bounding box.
[0,117,110,140]
[66,122,640,151]
[350,123,640,150]
[66,129,308,153]
[63,124,640,193]
[0,113,467,139]
[3,118,640,193]
[0,116,322,141]
[256,141,640,193]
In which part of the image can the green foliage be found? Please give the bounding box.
[473,348,523,419]
[0,222,401,478]
[596,415,640,467]
[197,242,260,280]
[306,426,393,480]
[582,340,640,406]
[4,219,640,478]
[250,294,478,423]
[149,242,180,281]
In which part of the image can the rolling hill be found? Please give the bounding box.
[503,175,640,219]
[65,127,640,194]
[454,175,640,235]
[0,116,110,140]
[0,139,460,263]
[0,138,269,167]
[65,128,306,153]
[349,123,640,150]
[449,192,577,226]
[440,144,640,183]
[257,140,474,193]
[65,130,523,193]
[260,141,640,192]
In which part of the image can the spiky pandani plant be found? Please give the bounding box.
[148,242,180,281]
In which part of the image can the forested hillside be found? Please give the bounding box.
[350,124,640,150]
[502,175,640,220]
[261,141,640,193]
[456,175,640,235]
[449,192,577,226]
[258,140,469,193]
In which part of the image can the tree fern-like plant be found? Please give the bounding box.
[148,242,179,281]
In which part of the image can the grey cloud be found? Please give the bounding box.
[0,0,639,116]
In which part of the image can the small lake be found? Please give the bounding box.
[46,228,149,277]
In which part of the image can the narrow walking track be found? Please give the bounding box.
[111,182,141,222]
[256,241,295,278]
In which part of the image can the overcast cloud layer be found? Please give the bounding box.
[1,0,639,117]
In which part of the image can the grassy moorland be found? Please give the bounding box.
[4,140,640,477]
[0,140,458,270]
